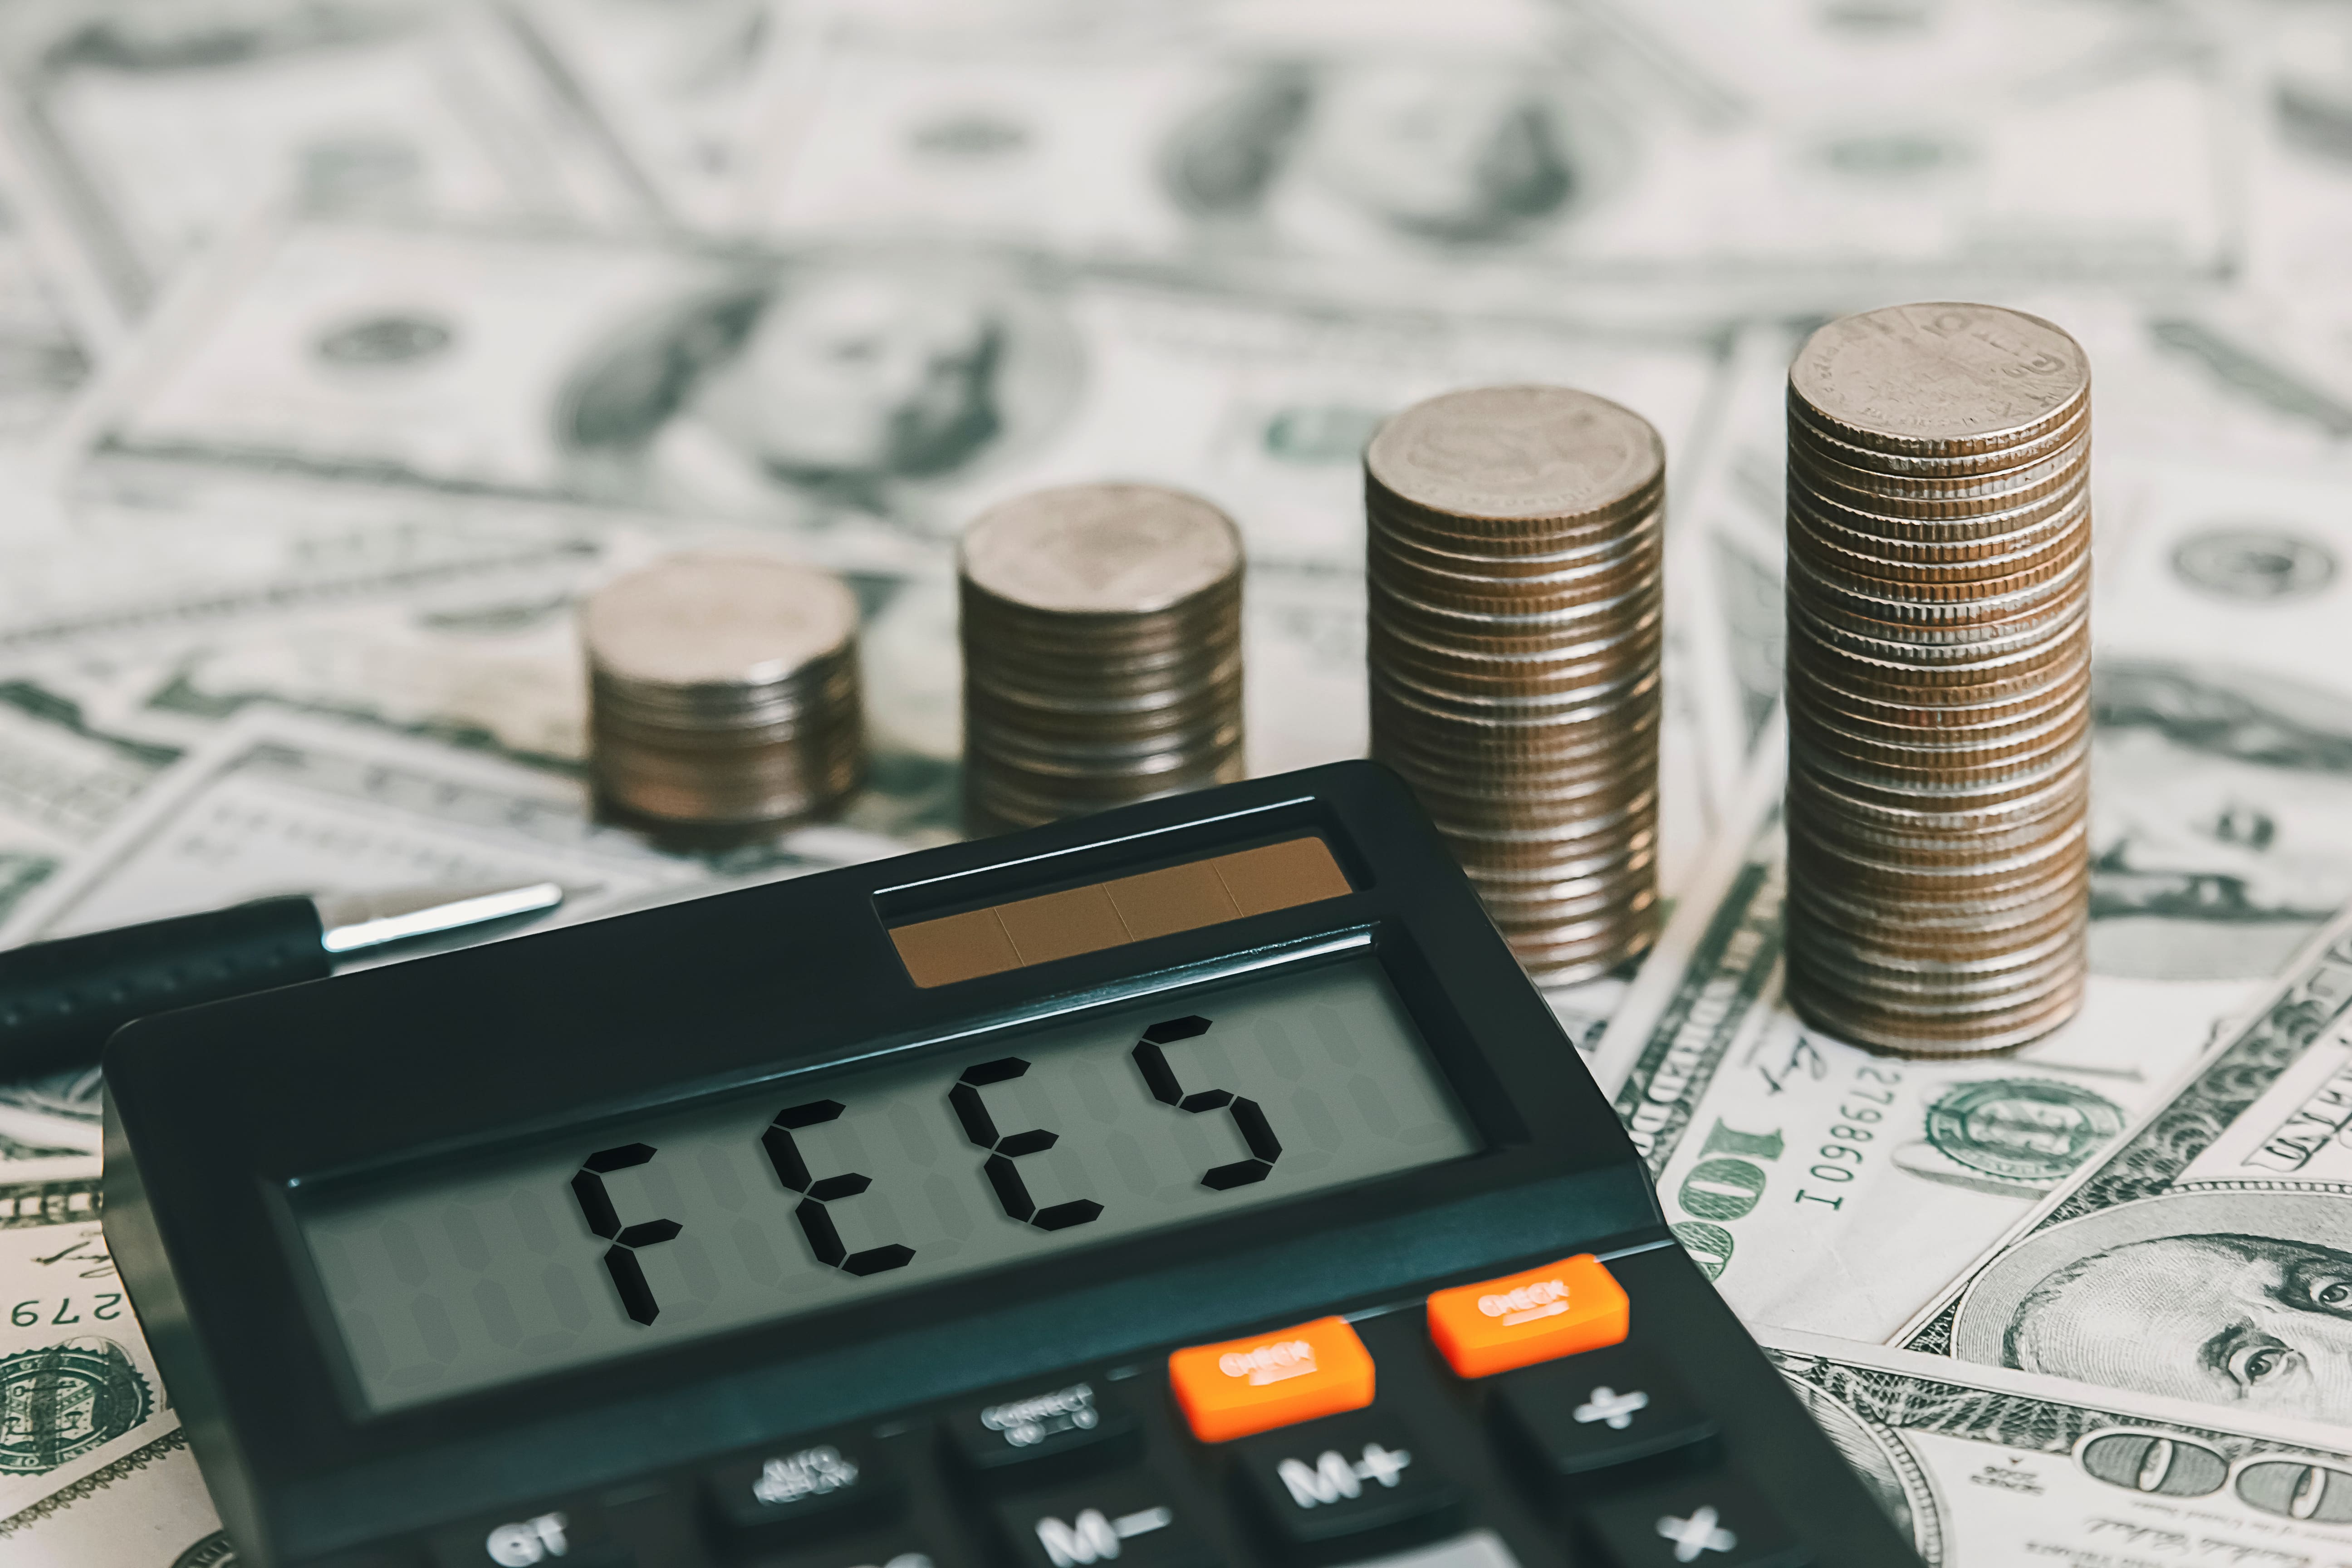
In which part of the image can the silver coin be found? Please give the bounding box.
[583,552,866,836]
[584,554,859,698]
[961,483,1245,833]
[962,483,1242,615]
[1367,385,1664,523]
[1789,303,2090,456]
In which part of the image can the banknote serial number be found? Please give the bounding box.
[9,1294,128,1328]
[1666,1065,1903,1279]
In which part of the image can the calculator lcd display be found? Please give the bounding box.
[299,953,1476,1413]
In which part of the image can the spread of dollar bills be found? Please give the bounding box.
[0,0,2348,1562]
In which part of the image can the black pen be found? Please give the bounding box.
[0,882,568,1080]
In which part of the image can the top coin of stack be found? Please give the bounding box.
[1782,303,2092,1058]
[959,483,1245,834]
[1365,386,1665,985]
[582,553,866,839]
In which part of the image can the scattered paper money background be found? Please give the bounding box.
[0,0,2347,1562]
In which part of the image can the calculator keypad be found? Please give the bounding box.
[993,1473,1218,1568]
[1577,1471,1809,1568]
[1230,1408,1464,1557]
[1492,1342,1719,1484]
[699,1431,901,1543]
[759,1534,945,1568]
[1166,1315,1376,1443]
[946,1378,1142,1484]
[350,1247,1874,1568]
[423,1503,630,1568]
[1426,1254,1629,1379]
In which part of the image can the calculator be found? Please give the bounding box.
[103,761,1924,1568]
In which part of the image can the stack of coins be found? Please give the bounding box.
[1783,303,2091,1057]
[582,553,865,837]
[1365,386,1665,985]
[960,483,1245,833]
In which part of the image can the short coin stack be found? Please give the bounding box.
[1365,386,1664,985]
[960,483,1245,833]
[1783,303,2092,1057]
[582,553,865,839]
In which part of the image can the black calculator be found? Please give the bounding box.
[103,761,1923,1568]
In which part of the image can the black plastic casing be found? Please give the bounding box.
[102,762,1914,1567]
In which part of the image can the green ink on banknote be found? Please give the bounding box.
[0,1339,152,1474]
[1923,1080,2125,1184]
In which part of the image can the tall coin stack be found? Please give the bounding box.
[583,553,866,839]
[960,483,1245,833]
[1783,303,2091,1057]
[1366,386,1665,985]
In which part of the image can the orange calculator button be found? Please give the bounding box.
[1167,1316,1375,1443]
[1425,1254,1630,1378]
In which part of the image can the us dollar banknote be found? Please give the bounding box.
[742,0,2230,301]
[1588,736,2252,1342]
[0,1172,178,1538]
[1596,450,2352,1335]
[1895,896,2352,1429]
[1759,1327,2352,1566]
[0,1430,221,1568]
[0,0,652,319]
[67,216,1739,891]
[1671,319,2352,853]
[0,708,702,951]
[72,216,1725,570]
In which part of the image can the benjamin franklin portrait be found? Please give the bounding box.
[555,253,1079,527]
[1159,59,1621,249]
[2091,659,2352,979]
[1953,1190,2352,1426]
[2008,1234,2352,1419]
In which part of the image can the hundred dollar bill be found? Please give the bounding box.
[1607,0,2232,279]
[1894,896,2352,1429]
[0,0,651,318]
[1589,735,2250,1341]
[1671,443,2352,1006]
[1621,449,2352,1319]
[0,708,701,952]
[16,521,684,774]
[1759,1327,2352,1566]
[72,216,1724,570]
[0,1078,99,1166]
[0,684,170,861]
[0,1171,177,1535]
[66,216,1735,888]
[744,0,2226,300]
[1666,322,1790,821]
[0,519,951,847]
[0,497,998,850]
[0,1430,220,1563]
[0,680,189,1155]
[1672,317,2352,853]
[0,503,595,669]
